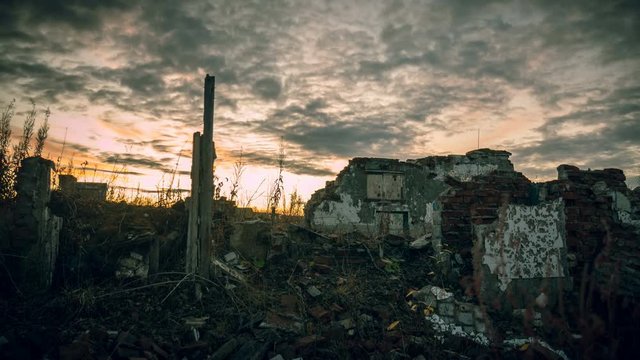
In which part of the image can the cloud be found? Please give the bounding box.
[0,0,134,32]
[252,77,283,100]
[47,137,91,153]
[100,152,173,173]
[238,150,335,177]
[0,0,638,188]
[510,84,640,178]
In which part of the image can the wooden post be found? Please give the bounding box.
[186,132,201,274]
[198,74,215,280]
[186,74,215,285]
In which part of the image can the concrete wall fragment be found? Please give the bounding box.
[12,157,62,291]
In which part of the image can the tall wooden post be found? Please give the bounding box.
[198,74,215,279]
[186,75,215,283]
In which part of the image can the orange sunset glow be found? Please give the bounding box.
[1,1,638,208]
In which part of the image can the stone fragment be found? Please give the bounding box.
[307,285,322,297]
[224,252,238,263]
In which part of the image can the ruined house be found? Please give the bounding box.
[305,149,640,338]
[304,148,516,239]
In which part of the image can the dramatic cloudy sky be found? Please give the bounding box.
[1,0,639,205]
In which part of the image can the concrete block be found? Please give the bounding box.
[457,311,474,326]
[437,302,455,317]
[230,220,270,262]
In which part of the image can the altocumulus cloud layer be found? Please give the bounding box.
[0,0,639,184]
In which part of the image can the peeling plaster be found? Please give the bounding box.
[611,191,640,226]
[426,314,490,346]
[434,163,498,182]
[312,193,362,228]
[481,199,566,292]
[424,201,434,224]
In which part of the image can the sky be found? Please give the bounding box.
[1,0,639,207]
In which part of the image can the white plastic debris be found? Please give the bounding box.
[409,234,431,249]
[431,286,453,301]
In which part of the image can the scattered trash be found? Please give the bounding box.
[387,320,400,331]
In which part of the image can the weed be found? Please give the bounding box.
[0,100,51,201]
[267,137,285,218]
[34,107,50,157]
[229,148,245,203]
[0,100,15,200]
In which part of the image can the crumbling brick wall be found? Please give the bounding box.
[540,165,640,300]
[437,170,533,281]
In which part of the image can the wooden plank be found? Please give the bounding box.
[186,132,201,274]
[198,75,215,279]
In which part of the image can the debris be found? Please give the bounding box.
[387,320,400,331]
[184,316,209,327]
[211,338,239,360]
[504,338,569,360]
[307,285,322,298]
[338,318,355,330]
[115,252,149,278]
[212,258,247,283]
[409,234,431,249]
[229,220,270,263]
[426,314,490,346]
[295,335,326,349]
[259,312,304,334]
[431,286,453,301]
[308,305,331,321]
[224,251,238,263]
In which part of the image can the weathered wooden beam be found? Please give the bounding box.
[198,74,215,279]
[186,132,201,274]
